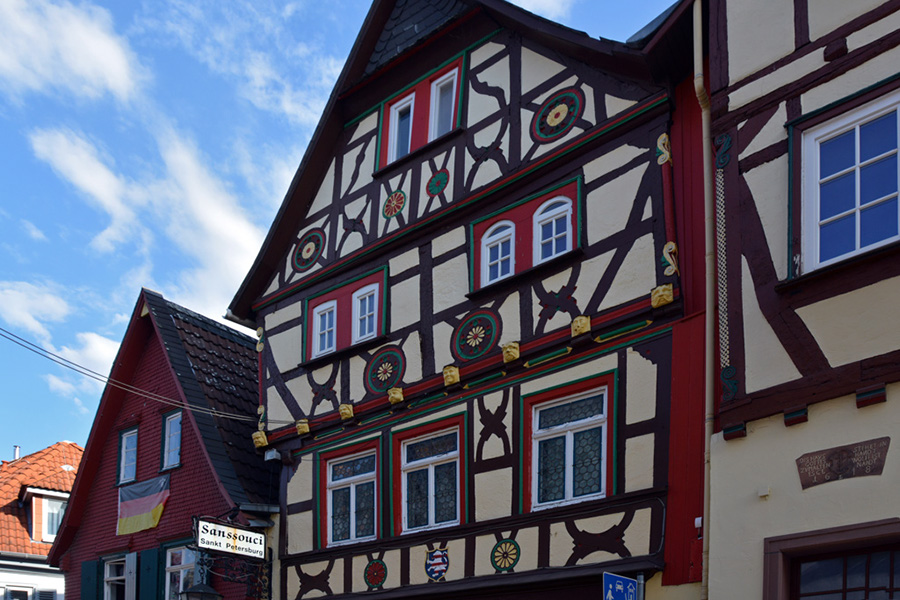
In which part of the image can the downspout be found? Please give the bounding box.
[693,1,715,599]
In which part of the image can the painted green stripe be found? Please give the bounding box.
[595,320,652,342]
[523,347,572,368]
[463,371,506,389]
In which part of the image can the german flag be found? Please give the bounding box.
[117,474,170,535]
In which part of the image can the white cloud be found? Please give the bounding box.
[508,0,577,20]
[57,331,120,382]
[21,220,47,241]
[0,0,142,102]
[0,281,70,346]
[71,397,90,415]
[29,127,140,252]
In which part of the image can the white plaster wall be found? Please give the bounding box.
[622,507,652,557]
[432,227,466,257]
[475,467,512,521]
[808,0,884,42]
[847,9,900,53]
[264,301,301,330]
[479,391,509,461]
[286,511,313,555]
[390,275,420,331]
[744,157,790,281]
[432,254,469,314]
[625,433,655,493]
[729,50,824,110]
[625,348,657,424]
[738,102,787,160]
[266,386,294,434]
[349,354,366,402]
[532,268,575,333]
[727,0,795,84]
[308,160,336,216]
[519,354,618,396]
[605,94,637,119]
[801,45,900,114]
[466,135,506,190]
[390,248,419,277]
[285,376,314,416]
[433,321,454,374]
[401,330,423,383]
[341,134,376,197]
[584,144,646,186]
[709,386,900,600]
[598,233,656,312]
[796,275,900,367]
[268,329,302,374]
[586,162,649,246]
[521,46,565,96]
[571,252,614,315]
[497,291,520,346]
[741,258,800,393]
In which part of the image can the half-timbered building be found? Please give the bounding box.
[706,0,900,598]
[229,0,708,598]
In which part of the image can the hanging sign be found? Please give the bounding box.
[196,518,266,559]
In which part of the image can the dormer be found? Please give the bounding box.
[20,486,70,544]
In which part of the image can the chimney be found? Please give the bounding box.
[13,445,20,460]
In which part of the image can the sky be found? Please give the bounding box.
[0,0,677,459]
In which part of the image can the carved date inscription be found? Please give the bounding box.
[796,437,890,490]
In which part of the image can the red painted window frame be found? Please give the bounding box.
[304,270,385,361]
[317,438,381,548]
[391,414,467,536]
[472,179,580,290]
[521,371,616,513]
[379,58,463,168]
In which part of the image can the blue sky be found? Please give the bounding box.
[0,0,676,458]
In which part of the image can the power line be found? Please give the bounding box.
[0,325,292,425]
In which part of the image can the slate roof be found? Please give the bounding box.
[364,0,470,76]
[0,442,83,556]
[142,290,278,506]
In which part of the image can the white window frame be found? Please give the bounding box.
[351,284,379,345]
[119,429,137,484]
[41,496,67,541]
[326,451,378,546]
[400,428,460,533]
[103,553,135,600]
[164,547,196,600]
[531,389,607,510]
[429,69,458,141]
[6,587,32,600]
[162,412,181,469]
[388,93,415,163]
[533,196,573,266]
[481,220,515,286]
[312,300,337,358]
[802,89,900,272]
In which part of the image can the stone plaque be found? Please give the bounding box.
[796,437,890,490]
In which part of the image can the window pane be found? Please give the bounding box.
[537,436,566,504]
[820,130,855,179]
[436,81,454,138]
[397,107,411,158]
[542,221,553,241]
[800,557,844,593]
[332,454,376,481]
[860,198,898,247]
[434,462,457,523]
[820,172,856,220]
[541,239,553,260]
[860,156,897,205]
[332,487,351,541]
[572,427,602,497]
[406,469,429,528]
[406,433,456,463]
[489,262,499,281]
[870,551,891,588]
[555,232,567,254]
[554,216,566,235]
[539,394,603,429]
[355,481,375,538]
[489,244,499,262]
[819,213,856,262]
[860,111,897,162]
[846,554,866,588]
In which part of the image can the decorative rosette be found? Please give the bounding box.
[382,190,406,219]
[364,346,406,394]
[293,228,325,272]
[426,169,450,197]
[530,87,585,143]
[451,309,501,361]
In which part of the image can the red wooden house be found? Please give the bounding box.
[48,289,278,600]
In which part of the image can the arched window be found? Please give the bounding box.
[481,221,515,285]
[533,197,573,265]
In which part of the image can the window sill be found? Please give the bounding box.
[301,334,389,370]
[159,463,181,474]
[467,248,584,299]
[374,127,465,178]
[775,240,900,295]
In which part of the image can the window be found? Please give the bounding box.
[104,554,136,600]
[802,90,900,271]
[532,391,607,508]
[165,548,195,600]
[42,497,66,541]
[119,429,137,484]
[481,221,515,285]
[352,284,379,344]
[430,69,458,141]
[304,268,386,361]
[7,589,30,600]
[471,179,580,290]
[389,94,415,162]
[327,452,377,545]
[312,300,337,358]
[400,429,459,532]
[379,60,462,168]
[534,197,573,265]
[162,412,181,469]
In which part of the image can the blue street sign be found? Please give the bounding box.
[603,572,638,600]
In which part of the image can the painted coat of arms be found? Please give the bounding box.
[425,548,449,582]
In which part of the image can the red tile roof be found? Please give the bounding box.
[0,441,83,556]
